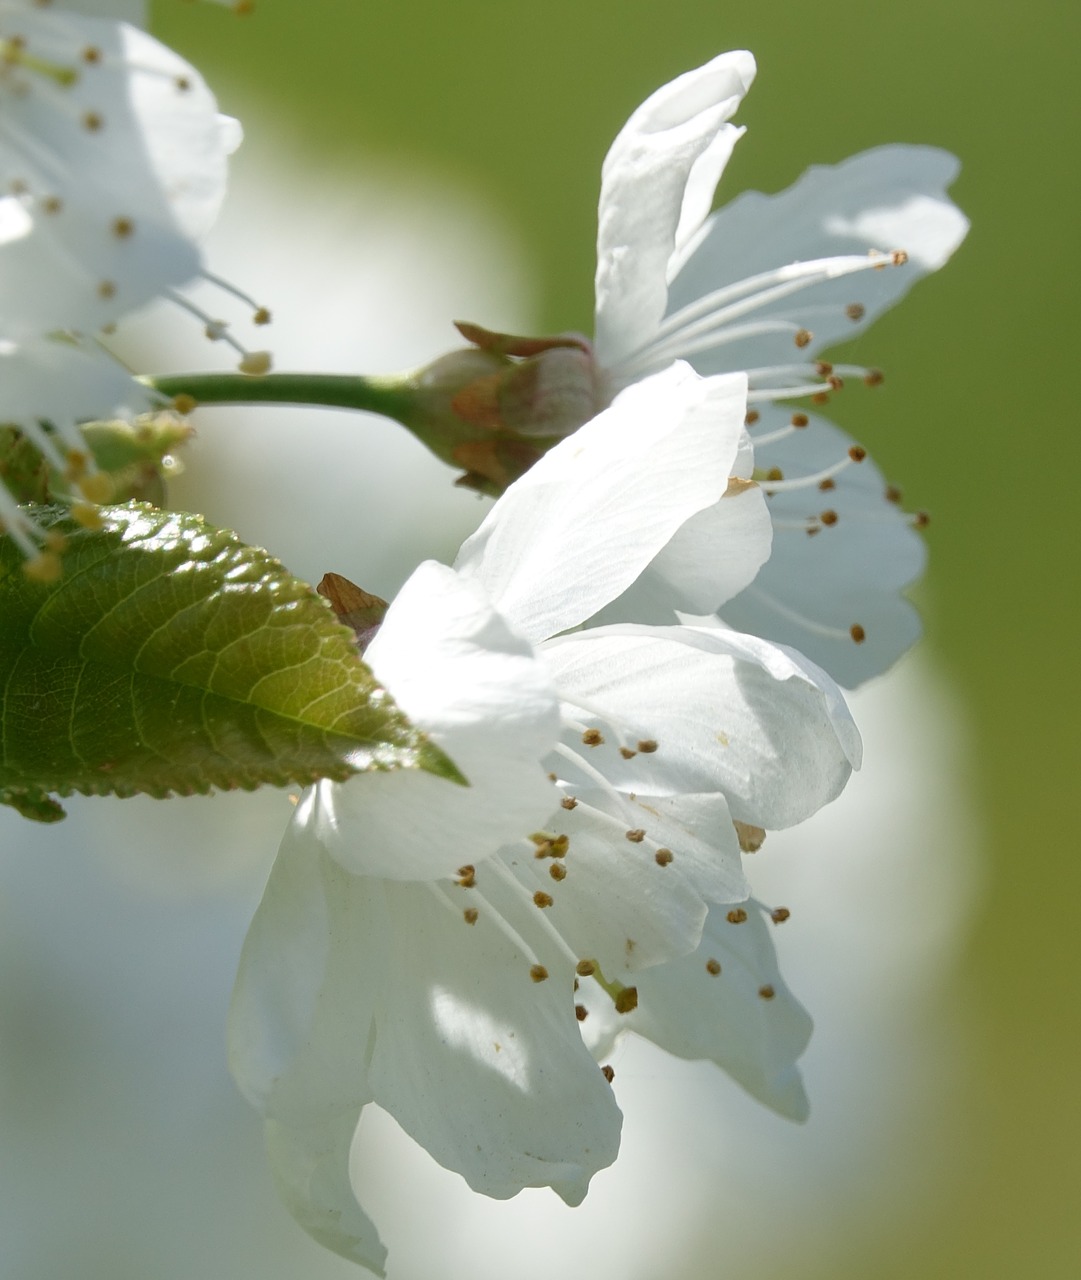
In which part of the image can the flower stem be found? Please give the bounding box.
[145,371,416,420]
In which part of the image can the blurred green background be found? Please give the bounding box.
[140,1,1077,1275]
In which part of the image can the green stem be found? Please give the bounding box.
[145,372,416,421]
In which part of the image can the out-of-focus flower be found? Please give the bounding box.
[0,1,258,571]
[406,52,967,685]
[229,363,860,1273]
[0,3,236,337]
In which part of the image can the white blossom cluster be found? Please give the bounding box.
[0,18,968,1275]
[226,53,967,1276]
[0,0,237,572]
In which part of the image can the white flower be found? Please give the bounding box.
[588,51,969,684]
[0,3,238,338]
[229,363,861,1273]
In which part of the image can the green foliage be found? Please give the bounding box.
[0,504,459,821]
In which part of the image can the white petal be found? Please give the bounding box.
[593,52,756,368]
[504,788,748,977]
[229,822,386,1270]
[722,407,926,685]
[666,145,969,375]
[0,337,155,440]
[456,364,747,643]
[265,1116,387,1276]
[618,901,813,1119]
[0,14,231,336]
[544,624,860,827]
[589,472,772,624]
[315,561,560,880]
[364,876,623,1204]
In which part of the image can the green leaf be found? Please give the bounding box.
[0,504,462,821]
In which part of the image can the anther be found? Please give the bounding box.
[815,361,833,376]
[891,249,909,266]
[819,509,838,527]
[111,217,134,238]
[238,350,272,375]
[601,1065,615,1083]
[550,835,569,857]
[575,1004,588,1022]
[172,394,197,415]
[811,391,830,405]
[576,959,596,977]
[97,281,116,299]
[818,477,836,491]
[794,329,812,348]
[758,985,776,1000]
[726,908,748,924]
[885,484,903,504]
[864,368,885,387]
[705,958,722,976]
[82,46,102,64]
[463,907,478,925]
[619,746,637,760]
[913,511,931,529]
[848,444,867,462]
[733,821,765,853]
[614,987,638,1014]
[549,863,567,882]
[636,739,658,753]
[771,907,791,924]
[82,111,103,131]
[529,965,549,983]
[745,409,760,426]
[174,76,191,91]
[581,728,604,747]
[456,864,475,888]
[533,891,554,909]
[654,848,674,867]
[790,412,809,428]
[625,829,645,844]
[42,196,62,215]
[78,472,113,505]
[845,302,866,321]
[827,375,845,391]
[850,624,866,644]
[561,796,578,810]
[765,466,783,482]
[23,551,62,582]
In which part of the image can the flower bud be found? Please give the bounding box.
[395,322,603,494]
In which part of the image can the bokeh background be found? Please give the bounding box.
[2,0,1078,1276]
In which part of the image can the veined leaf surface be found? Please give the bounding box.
[0,504,458,821]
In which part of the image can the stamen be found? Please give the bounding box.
[611,252,909,383]
[200,269,272,326]
[705,958,722,976]
[758,451,863,494]
[164,289,273,373]
[726,908,748,924]
[741,584,867,645]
